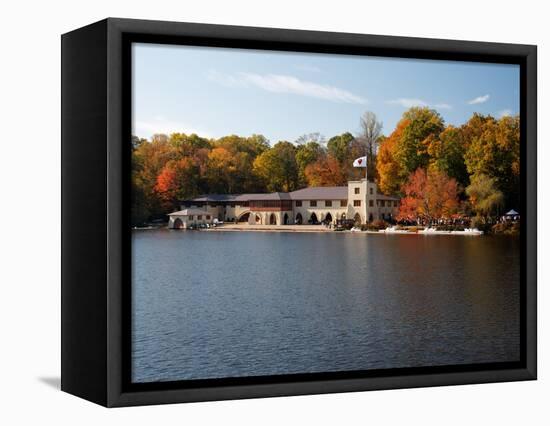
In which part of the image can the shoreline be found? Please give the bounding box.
[204,224,482,235]
[132,225,519,236]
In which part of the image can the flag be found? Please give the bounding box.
[353,156,367,167]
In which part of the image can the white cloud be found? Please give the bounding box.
[208,70,367,104]
[387,98,452,109]
[468,94,490,105]
[497,109,513,118]
[133,116,211,139]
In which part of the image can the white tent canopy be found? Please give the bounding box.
[505,209,519,216]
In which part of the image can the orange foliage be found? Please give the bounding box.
[397,168,459,222]
[154,157,197,209]
[376,119,409,195]
[304,156,347,187]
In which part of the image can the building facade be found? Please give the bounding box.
[168,179,399,229]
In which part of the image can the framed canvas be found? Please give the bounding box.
[61,18,537,407]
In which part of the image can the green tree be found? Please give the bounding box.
[466,173,504,220]
[253,141,299,192]
[327,132,354,163]
[395,107,445,177]
[428,126,469,188]
[168,132,211,155]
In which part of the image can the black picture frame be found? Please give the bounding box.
[61,17,537,407]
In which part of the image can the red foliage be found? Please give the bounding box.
[397,168,459,222]
[304,156,347,186]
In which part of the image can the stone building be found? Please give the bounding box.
[168,178,399,229]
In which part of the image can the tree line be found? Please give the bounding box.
[131,108,519,226]
[131,112,380,224]
[377,108,519,224]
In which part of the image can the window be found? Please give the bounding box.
[353,200,361,207]
[340,200,347,207]
[325,200,332,207]
[250,200,293,209]
[380,200,385,207]
[296,200,302,207]
[369,187,373,195]
[310,200,317,207]
[354,187,360,194]
[394,201,398,207]
[188,215,194,220]
[369,200,374,207]
[198,215,202,220]
[206,215,211,220]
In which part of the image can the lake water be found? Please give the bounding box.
[131,229,520,383]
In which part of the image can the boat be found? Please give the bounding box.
[419,227,451,234]
[418,227,483,235]
[451,228,483,235]
[379,226,410,234]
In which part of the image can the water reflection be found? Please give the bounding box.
[132,230,520,383]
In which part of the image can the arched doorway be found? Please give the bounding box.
[325,213,333,223]
[295,213,303,224]
[310,212,318,224]
[369,213,373,222]
[269,213,277,225]
[238,212,250,222]
[341,213,346,220]
[283,213,289,225]
[354,213,362,225]
[173,218,183,229]
[255,214,262,224]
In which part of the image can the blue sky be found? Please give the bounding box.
[132,43,519,143]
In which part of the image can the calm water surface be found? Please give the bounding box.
[132,229,520,383]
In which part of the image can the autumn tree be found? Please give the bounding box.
[461,113,494,144]
[464,115,520,208]
[204,147,243,194]
[253,141,299,192]
[376,120,408,195]
[207,134,270,193]
[154,158,201,212]
[295,141,326,185]
[397,168,459,223]
[131,134,180,223]
[304,156,347,187]
[215,134,270,158]
[377,108,444,196]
